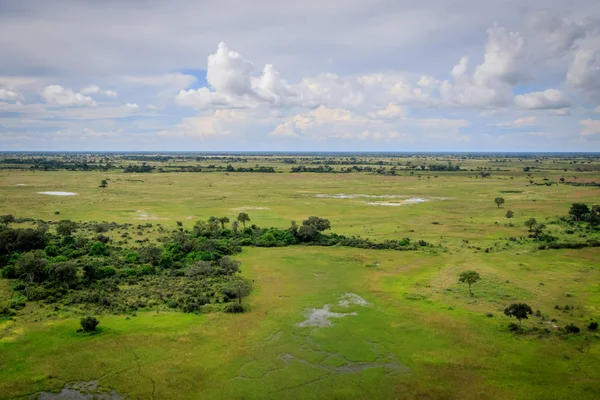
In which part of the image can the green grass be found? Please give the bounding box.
[1,162,600,399]
[1,247,600,399]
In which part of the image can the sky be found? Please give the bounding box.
[1,0,600,152]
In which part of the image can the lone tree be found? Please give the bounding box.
[494,197,505,208]
[504,303,533,326]
[569,203,590,221]
[458,270,481,296]
[99,179,108,188]
[218,216,230,230]
[224,276,252,305]
[237,212,251,228]
[524,218,537,231]
[505,210,514,226]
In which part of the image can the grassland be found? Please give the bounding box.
[1,154,600,399]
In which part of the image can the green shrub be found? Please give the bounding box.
[224,303,245,313]
[588,322,598,330]
[565,324,580,334]
[508,323,524,333]
[80,316,100,332]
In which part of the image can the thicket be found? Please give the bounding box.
[0,215,425,317]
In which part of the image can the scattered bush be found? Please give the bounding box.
[588,322,598,331]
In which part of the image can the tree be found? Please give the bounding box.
[504,303,533,326]
[569,203,590,221]
[237,212,251,228]
[302,216,331,232]
[218,216,230,230]
[99,179,108,188]
[219,257,241,276]
[80,316,100,332]
[505,210,514,226]
[186,261,213,280]
[524,218,537,231]
[56,220,77,236]
[0,214,15,226]
[232,220,239,239]
[139,245,162,266]
[458,270,481,296]
[531,223,546,239]
[494,197,505,208]
[49,260,79,287]
[18,250,47,283]
[224,276,252,305]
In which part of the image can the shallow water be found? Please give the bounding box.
[37,191,77,196]
[35,380,125,399]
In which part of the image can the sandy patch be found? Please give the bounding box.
[14,184,27,186]
[37,191,77,196]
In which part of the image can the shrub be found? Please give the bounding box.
[80,316,100,332]
[564,323,580,334]
[508,323,524,333]
[224,303,245,313]
[588,322,598,331]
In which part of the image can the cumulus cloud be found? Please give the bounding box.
[177,43,364,109]
[567,40,600,100]
[369,103,406,119]
[514,89,571,109]
[41,85,96,106]
[440,27,526,108]
[0,88,24,102]
[81,85,118,97]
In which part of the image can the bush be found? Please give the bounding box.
[508,323,524,333]
[588,322,598,331]
[80,316,100,332]
[1,264,18,279]
[224,303,245,313]
[564,323,580,334]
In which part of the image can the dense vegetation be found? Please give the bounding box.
[0,213,429,318]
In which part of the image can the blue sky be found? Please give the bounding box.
[0,0,600,151]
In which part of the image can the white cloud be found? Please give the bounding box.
[490,116,536,127]
[81,85,117,97]
[41,85,96,106]
[369,103,406,119]
[567,39,600,100]
[83,128,120,137]
[514,89,571,109]
[579,119,600,136]
[440,26,525,108]
[124,103,139,110]
[0,89,24,102]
